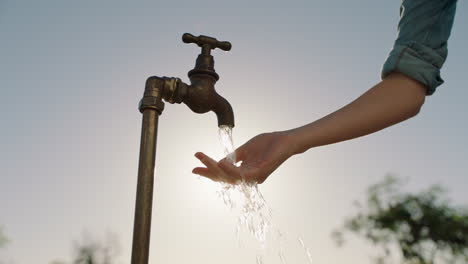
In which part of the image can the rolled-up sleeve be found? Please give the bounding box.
[382,0,458,95]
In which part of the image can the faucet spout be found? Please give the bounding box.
[213,92,234,128]
[183,73,235,128]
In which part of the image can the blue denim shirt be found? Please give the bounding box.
[382,0,458,95]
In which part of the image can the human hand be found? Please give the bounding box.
[192,131,297,184]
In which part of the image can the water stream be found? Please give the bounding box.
[218,125,272,244]
[217,126,313,264]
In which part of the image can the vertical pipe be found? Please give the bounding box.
[131,109,159,264]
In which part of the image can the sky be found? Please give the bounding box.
[0,0,467,263]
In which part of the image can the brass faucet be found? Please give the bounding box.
[140,33,235,127]
[132,33,234,264]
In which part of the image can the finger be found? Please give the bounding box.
[195,153,242,184]
[197,173,222,183]
[194,164,237,185]
[194,152,218,169]
[192,167,220,182]
[192,167,211,176]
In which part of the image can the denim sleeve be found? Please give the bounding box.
[381,0,458,95]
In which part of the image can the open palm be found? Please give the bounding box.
[193,131,295,184]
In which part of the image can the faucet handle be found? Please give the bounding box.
[182,33,232,53]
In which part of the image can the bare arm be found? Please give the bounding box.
[288,72,427,154]
[193,72,427,184]
[194,0,457,184]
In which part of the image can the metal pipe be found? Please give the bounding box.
[131,109,159,264]
[129,33,233,263]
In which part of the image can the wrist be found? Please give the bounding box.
[281,127,308,156]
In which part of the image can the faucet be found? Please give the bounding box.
[131,33,234,264]
[140,33,234,127]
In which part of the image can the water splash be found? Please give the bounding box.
[256,255,264,264]
[298,236,313,264]
[218,125,272,246]
[217,125,311,264]
[278,247,287,264]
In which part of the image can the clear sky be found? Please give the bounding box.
[1,1,467,263]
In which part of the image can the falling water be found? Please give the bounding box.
[218,125,237,164]
[218,125,272,245]
[217,125,312,263]
[299,236,313,264]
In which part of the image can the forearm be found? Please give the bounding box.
[288,72,427,154]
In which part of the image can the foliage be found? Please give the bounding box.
[0,226,7,248]
[47,232,121,264]
[333,175,468,264]
[49,261,67,264]
[71,232,120,264]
